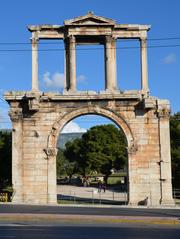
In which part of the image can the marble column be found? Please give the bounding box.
[9,107,24,203]
[31,37,39,92]
[111,37,117,90]
[158,108,175,206]
[140,38,149,95]
[105,36,117,91]
[69,36,76,91]
[65,41,70,90]
[47,151,58,204]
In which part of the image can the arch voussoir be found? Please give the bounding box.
[47,106,134,150]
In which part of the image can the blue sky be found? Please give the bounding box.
[0,0,180,132]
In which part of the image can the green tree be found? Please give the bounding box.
[64,138,89,176]
[56,148,77,179]
[170,112,180,188]
[64,124,127,182]
[0,131,12,188]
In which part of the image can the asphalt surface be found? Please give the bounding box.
[0,224,179,239]
[0,204,180,238]
[0,204,180,218]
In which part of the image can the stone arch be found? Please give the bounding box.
[5,12,174,206]
[47,105,134,151]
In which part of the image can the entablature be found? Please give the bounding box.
[4,90,142,102]
[28,12,150,41]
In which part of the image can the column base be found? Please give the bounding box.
[48,194,57,205]
[141,89,149,98]
[160,198,175,207]
[100,89,122,94]
[63,89,77,94]
[12,195,24,204]
[31,89,40,92]
[63,90,98,95]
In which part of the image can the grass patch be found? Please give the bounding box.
[107,174,127,185]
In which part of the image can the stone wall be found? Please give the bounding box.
[5,91,174,206]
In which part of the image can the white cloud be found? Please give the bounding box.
[62,121,86,133]
[43,72,87,89]
[43,72,64,88]
[162,53,176,64]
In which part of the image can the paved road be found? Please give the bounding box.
[0,204,180,218]
[0,224,179,239]
[0,204,179,238]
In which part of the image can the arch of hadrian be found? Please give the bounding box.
[4,12,174,206]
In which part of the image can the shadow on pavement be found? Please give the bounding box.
[57,194,127,205]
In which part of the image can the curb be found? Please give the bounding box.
[1,202,180,210]
[0,213,179,226]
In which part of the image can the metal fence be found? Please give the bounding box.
[173,189,180,199]
[1,187,179,204]
[0,192,8,202]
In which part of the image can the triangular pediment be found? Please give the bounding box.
[64,12,116,26]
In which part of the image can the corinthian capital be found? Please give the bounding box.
[9,109,23,122]
[43,148,57,158]
[157,108,170,119]
[127,141,138,154]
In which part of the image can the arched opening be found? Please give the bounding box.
[54,112,130,205]
[46,106,134,205]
